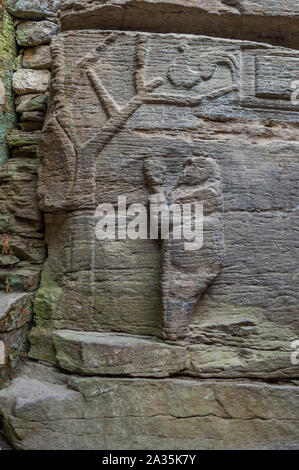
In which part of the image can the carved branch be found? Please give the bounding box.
[76,33,118,70]
[145,84,238,107]
[87,68,120,118]
[81,34,164,153]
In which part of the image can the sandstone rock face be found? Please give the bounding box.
[0,362,298,450]
[0,292,33,332]
[60,0,299,48]
[0,293,33,386]
[0,8,32,386]
[0,8,17,167]
[35,30,299,375]
[0,128,45,386]
[30,329,187,377]
[0,0,299,451]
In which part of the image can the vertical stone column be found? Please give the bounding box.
[0,1,59,386]
[0,6,16,167]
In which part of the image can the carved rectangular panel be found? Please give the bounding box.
[241,49,299,110]
[35,30,299,377]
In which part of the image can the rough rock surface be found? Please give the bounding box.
[15,93,48,112]
[20,111,45,122]
[0,362,298,450]
[0,433,12,450]
[13,69,50,95]
[0,8,17,167]
[34,30,299,378]
[0,128,45,386]
[23,46,52,69]
[0,293,33,332]
[30,329,186,376]
[7,0,62,19]
[0,293,33,386]
[60,0,299,49]
[0,0,299,452]
[16,20,58,46]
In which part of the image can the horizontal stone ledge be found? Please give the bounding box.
[0,361,298,449]
[60,0,299,49]
[30,328,187,377]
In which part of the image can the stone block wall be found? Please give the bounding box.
[0,1,59,385]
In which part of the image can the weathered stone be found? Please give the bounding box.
[187,344,299,380]
[0,8,17,167]
[7,129,41,148]
[23,45,51,69]
[32,329,187,377]
[16,20,58,47]
[0,156,41,223]
[12,145,39,158]
[35,30,299,371]
[0,255,20,267]
[0,362,298,449]
[0,324,30,388]
[0,264,41,292]
[13,69,50,95]
[8,235,45,264]
[60,0,299,49]
[15,93,48,113]
[1,0,299,451]
[20,111,45,122]
[0,286,32,387]
[0,292,33,332]
[29,327,57,364]
[0,154,43,242]
[0,433,12,450]
[19,121,44,131]
[7,0,62,20]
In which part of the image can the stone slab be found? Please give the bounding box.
[60,1,299,49]
[13,69,50,95]
[34,30,299,375]
[40,329,187,377]
[0,362,298,449]
[7,0,62,19]
[23,46,52,70]
[16,20,58,47]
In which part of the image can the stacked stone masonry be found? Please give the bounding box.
[0,0,56,386]
[0,0,298,450]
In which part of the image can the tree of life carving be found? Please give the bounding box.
[48,32,238,206]
[42,33,233,340]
